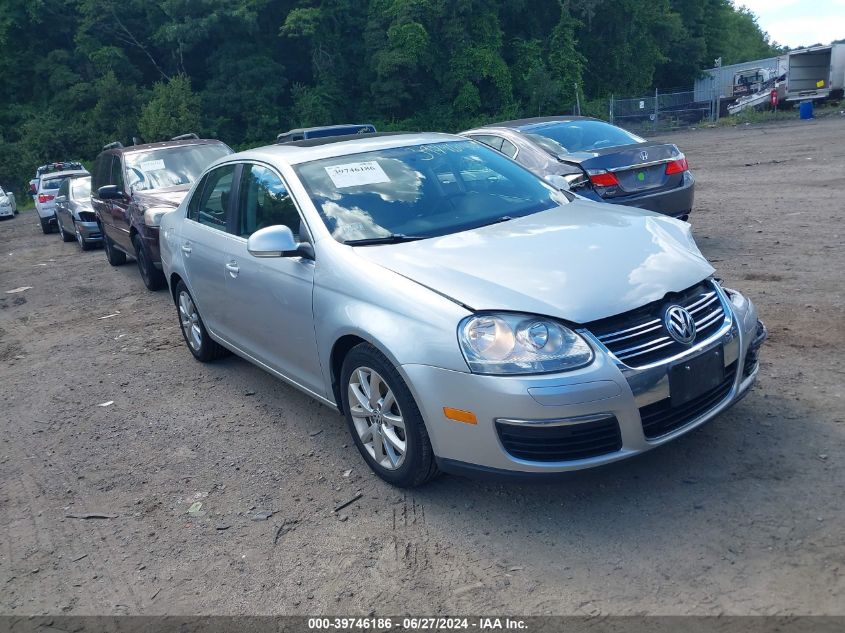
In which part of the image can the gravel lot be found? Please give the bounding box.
[1,117,844,616]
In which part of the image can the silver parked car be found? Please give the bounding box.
[160,133,765,487]
[55,175,101,250]
[35,167,89,233]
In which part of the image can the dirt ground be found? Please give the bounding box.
[1,116,844,617]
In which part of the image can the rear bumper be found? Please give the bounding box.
[36,205,57,220]
[584,171,695,218]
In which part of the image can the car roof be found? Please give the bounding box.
[277,124,377,143]
[40,170,89,181]
[98,138,229,157]
[473,115,599,132]
[216,132,462,167]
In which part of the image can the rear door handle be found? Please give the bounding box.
[181,243,192,255]
[226,261,239,278]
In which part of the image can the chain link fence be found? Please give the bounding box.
[608,89,718,134]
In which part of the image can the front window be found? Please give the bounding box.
[237,164,302,239]
[295,140,568,243]
[524,120,644,155]
[124,144,231,192]
[187,164,235,231]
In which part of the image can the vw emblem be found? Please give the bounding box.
[664,305,696,344]
[640,150,649,161]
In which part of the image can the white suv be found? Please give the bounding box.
[0,186,16,219]
[35,168,89,233]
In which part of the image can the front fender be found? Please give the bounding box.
[313,246,472,402]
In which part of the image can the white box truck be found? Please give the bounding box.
[784,44,845,102]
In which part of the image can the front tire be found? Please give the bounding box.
[74,222,93,251]
[133,234,166,291]
[340,344,439,487]
[57,216,74,242]
[174,281,229,362]
[103,230,127,266]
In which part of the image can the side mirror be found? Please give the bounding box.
[544,174,571,192]
[97,185,124,200]
[247,225,312,258]
[55,195,67,203]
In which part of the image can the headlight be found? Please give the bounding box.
[722,286,746,310]
[0,198,10,207]
[458,313,593,375]
[144,208,170,227]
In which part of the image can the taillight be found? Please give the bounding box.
[665,157,689,175]
[38,194,54,204]
[588,171,620,187]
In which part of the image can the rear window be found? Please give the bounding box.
[524,120,644,155]
[41,177,67,191]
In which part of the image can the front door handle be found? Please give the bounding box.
[181,242,192,255]
[226,261,239,278]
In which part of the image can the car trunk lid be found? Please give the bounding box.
[562,142,686,198]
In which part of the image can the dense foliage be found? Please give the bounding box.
[0,0,781,191]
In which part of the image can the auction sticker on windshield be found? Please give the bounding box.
[325,161,390,188]
[141,159,166,172]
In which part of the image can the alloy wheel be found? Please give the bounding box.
[347,367,406,470]
[178,291,202,351]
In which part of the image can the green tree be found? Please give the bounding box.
[138,75,201,141]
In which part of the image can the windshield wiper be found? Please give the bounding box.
[471,215,515,230]
[344,234,427,246]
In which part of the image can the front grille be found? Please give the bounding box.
[78,211,96,222]
[496,416,622,462]
[586,281,727,367]
[640,362,737,439]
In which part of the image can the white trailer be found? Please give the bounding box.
[784,44,845,102]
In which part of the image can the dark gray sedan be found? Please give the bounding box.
[55,175,101,250]
[462,116,695,220]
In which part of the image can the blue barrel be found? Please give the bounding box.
[799,100,814,119]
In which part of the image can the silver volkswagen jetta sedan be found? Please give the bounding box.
[159,133,766,487]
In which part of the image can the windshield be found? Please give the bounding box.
[524,120,644,155]
[71,177,91,199]
[295,140,568,243]
[124,144,231,192]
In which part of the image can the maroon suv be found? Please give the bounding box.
[91,135,232,290]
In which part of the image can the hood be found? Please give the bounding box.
[353,201,714,324]
[134,186,190,208]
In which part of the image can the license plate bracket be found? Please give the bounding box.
[669,346,725,407]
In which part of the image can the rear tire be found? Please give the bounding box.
[103,230,127,266]
[340,343,439,488]
[133,234,166,291]
[174,280,229,362]
[40,217,52,234]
